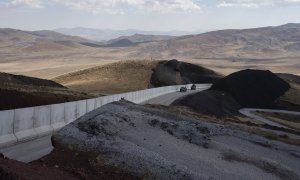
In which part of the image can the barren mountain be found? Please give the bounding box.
[1,24,300,80]
[55,27,191,42]
[0,28,96,52]
[132,23,300,60]
[107,33,174,44]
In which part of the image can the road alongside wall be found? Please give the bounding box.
[0,84,211,149]
[239,108,300,130]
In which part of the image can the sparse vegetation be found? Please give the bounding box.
[53,60,159,96]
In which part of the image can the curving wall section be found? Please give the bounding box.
[0,84,211,147]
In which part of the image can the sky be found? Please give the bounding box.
[0,0,300,31]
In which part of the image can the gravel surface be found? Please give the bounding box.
[53,102,300,180]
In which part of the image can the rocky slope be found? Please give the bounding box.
[0,72,91,110]
[50,102,300,180]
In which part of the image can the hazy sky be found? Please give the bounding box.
[1,0,300,31]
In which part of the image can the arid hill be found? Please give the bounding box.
[53,60,159,96]
[0,72,64,88]
[0,72,91,110]
[53,60,221,96]
[0,28,97,53]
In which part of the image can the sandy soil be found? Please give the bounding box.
[0,44,299,80]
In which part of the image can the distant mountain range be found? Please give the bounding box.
[0,28,100,52]
[54,27,201,42]
[1,23,300,59]
[130,23,300,59]
[107,34,174,44]
[1,23,300,78]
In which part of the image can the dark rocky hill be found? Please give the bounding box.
[210,69,290,108]
[151,59,222,87]
[173,69,291,117]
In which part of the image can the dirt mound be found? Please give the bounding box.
[151,59,222,87]
[210,69,290,108]
[0,72,65,88]
[172,90,241,117]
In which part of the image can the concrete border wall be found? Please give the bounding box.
[50,103,65,130]
[33,105,53,137]
[0,84,211,147]
[0,110,16,146]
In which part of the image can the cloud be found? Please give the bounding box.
[0,0,43,8]
[1,0,201,13]
[56,0,201,14]
[218,0,300,8]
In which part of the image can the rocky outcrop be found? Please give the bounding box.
[150,59,222,87]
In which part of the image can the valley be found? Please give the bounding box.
[1,24,300,180]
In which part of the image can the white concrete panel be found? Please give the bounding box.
[50,103,65,130]
[14,107,36,141]
[107,95,114,104]
[116,94,121,102]
[132,92,139,103]
[145,90,151,100]
[76,100,87,118]
[33,105,53,136]
[101,96,109,106]
[111,95,118,102]
[64,102,77,124]
[0,110,17,146]
[137,91,145,104]
[87,98,96,113]
[124,93,132,102]
[140,91,145,102]
[149,89,154,96]
[95,97,103,109]
[141,90,147,101]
